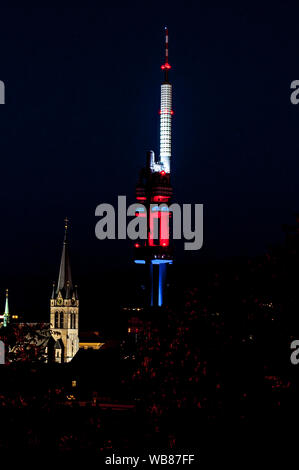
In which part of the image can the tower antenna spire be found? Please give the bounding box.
[161,26,171,82]
[165,26,169,66]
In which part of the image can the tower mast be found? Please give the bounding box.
[160,26,173,174]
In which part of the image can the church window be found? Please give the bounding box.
[55,311,59,328]
[59,311,64,328]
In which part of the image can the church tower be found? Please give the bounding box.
[50,218,79,363]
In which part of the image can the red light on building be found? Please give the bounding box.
[171,110,174,115]
[161,63,171,70]
[160,171,166,176]
[135,243,140,248]
[152,195,169,203]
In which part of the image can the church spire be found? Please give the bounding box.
[3,289,10,327]
[5,289,9,315]
[56,217,73,295]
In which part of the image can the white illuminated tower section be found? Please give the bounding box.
[160,27,173,174]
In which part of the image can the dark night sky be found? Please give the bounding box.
[1,2,299,324]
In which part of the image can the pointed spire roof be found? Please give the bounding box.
[3,289,10,327]
[4,289,9,315]
[56,217,73,295]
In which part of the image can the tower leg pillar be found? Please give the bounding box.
[149,261,169,307]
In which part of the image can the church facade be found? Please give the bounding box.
[49,219,79,363]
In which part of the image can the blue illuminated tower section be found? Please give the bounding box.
[134,27,174,307]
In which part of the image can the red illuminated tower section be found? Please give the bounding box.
[134,27,174,307]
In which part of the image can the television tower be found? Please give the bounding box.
[134,27,174,307]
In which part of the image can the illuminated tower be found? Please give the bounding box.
[134,27,174,307]
[50,218,79,363]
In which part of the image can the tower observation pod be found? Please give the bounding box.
[134,27,174,308]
